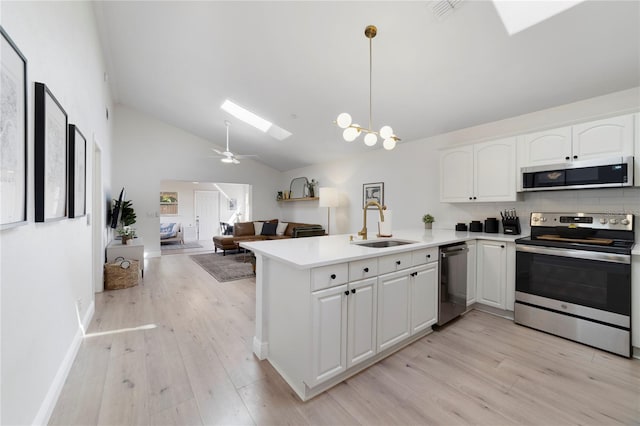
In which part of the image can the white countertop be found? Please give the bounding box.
[240,229,521,269]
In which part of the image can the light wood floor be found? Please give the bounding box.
[49,252,640,426]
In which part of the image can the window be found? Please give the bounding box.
[160,191,178,215]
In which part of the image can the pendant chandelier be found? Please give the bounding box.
[335,25,400,150]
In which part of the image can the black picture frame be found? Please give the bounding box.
[363,182,384,209]
[0,26,28,229]
[68,124,86,218]
[34,82,68,222]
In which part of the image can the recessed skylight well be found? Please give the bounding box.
[221,99,272,132]
[492,0,585,35]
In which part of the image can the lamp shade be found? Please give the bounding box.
[319,187,339,207]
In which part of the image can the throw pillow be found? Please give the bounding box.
[276,222,288,236]
[160,223,177,239]
[253,221,264,235]
[261,222,277,236]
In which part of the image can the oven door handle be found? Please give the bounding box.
[516,244,630,264]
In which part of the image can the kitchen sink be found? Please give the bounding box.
[354,239,417,248]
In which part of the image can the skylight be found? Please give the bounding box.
[492,0,585,35]
[221,99,272,132]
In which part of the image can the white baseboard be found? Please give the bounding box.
[253,336,268,360]
[32,300,95,425]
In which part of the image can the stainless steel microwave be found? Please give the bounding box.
[521,156,633,192]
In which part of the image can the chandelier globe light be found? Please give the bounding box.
[335,25,400,151]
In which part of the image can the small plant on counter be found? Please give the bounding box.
[422,214,434,229]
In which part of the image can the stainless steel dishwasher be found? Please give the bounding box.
[437,243,468,326]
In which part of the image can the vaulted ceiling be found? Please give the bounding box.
[94,1,640,171]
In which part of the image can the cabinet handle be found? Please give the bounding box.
[565,156,570,160]
[500,245,505,248]
[410,272,417,277]
[351,289,356,294]
[330,274,336,279]
[473,197,477,200]
[363,267,369,273]
[469,197,473,200]
[426,254,431,259]
[573,155,578,159]
[344,290,349,296]
[396,260,401,265]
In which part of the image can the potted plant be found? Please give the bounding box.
[113,199,138,244]
[422,214,435,229]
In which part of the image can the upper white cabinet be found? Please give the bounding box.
[519,114,635,168]
[440,137,518,203]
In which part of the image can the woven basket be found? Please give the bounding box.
[104,258,140,290]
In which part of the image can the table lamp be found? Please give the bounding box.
[319,187,339,235]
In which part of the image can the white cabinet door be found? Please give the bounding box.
[474,137,517,202]
[309,284,348,386]
[476,240,507,309]
[347,278,377,368]
[377,271,411,352]
[440,146,474,202]
[466,240,477,306]
[519,126,572,167]
[410,264,438,335]
[572,114,634,161]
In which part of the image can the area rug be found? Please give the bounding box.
[161,242,203,252]
[190,253,254,282]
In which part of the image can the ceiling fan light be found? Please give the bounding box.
[380,125,393,139]
[336,113,352,129]
[383,138,396,150]
[343,126,359,142]
[221,157,233,163]
[364,132,377,146]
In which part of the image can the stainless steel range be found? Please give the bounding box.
[515,212,634,357]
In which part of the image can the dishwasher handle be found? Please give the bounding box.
[440,246,469,259]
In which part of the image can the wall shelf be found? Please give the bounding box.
[278,197,319,202]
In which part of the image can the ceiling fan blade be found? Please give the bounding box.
[232,158,240,164]
[211,148,224,155]
[234,154,259,159]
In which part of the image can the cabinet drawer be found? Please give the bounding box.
[378,252,413,275]
[349,258,379,282]
[411,247,438,266]
[311,263,349,291]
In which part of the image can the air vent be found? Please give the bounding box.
[431,0,464,20]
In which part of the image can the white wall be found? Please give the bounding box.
[0,2,113,425]
[280,88,640,237]
[113,105,281,256]
[159,181,250,230]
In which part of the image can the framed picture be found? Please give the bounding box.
[160,191,178,215]
[228,198,237,210]
[68,124,86,218]
[363,182,384,209]
[1,27,28,229]
[34,82,68,222]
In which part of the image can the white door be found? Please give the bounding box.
[377,271,411,352]
[572,114,634,161]
[440,146,474,202]
[194,190,219,241]
[476,240,507,309]
[410,264,438,335]
[473,137,517,202]
[92,141,104,293]
[347,277,377,368]
[309,284,348,386]
[519,126,572,167]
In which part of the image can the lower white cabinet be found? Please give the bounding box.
[377,263,437,352]
[411,264,438,334]
[310,284,348,386]
[377,270,411,352]
[476,240,507,309]
[466,241,477,306]
[347,277,378,368]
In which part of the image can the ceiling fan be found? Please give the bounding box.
[210,120,257,164]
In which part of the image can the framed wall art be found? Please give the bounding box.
[0,26,28,229]
[68,124,86,218]
[34,82,68,222]
[228,198,237,210]
[363,182,384,209]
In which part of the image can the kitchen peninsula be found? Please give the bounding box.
[241,229,519,401]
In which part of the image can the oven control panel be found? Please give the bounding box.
[530,212,633,231]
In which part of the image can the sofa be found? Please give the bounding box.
[213,219,324,255]
[160,222,184,245]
